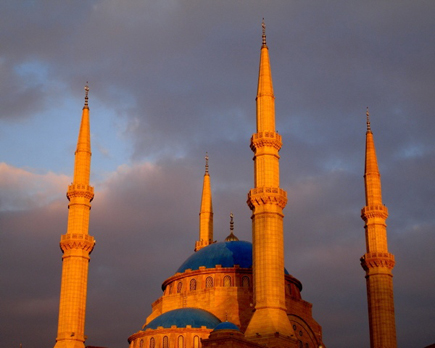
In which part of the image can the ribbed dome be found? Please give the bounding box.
[177,241,252,273]
[143,308,221,330]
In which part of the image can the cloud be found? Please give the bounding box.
[0,163,70,211]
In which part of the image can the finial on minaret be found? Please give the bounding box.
[205,152,209,174]
[84,82,90,109]
[262,18,267,46]
[230,212,234,232]
[366,107,372,132]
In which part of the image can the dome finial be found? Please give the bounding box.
[205,152,209,174]
[225,212,239,242]
[366,107,372,132]
[262,18,267,47]
[84,82,89,109]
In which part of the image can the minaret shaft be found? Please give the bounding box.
[245,25,295,343]
[195,155,213,251]
[55,88,95,348]
[361,117,397,348]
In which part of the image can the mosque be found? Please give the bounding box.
[52,23,397,348]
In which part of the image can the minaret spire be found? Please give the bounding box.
[55,85,95,348]
[360,110,397,348]
[245,21,296,343]
[195,153,214,251]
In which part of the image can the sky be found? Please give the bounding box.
[1,1,434,347]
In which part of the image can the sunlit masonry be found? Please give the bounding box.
[53,22,397,348]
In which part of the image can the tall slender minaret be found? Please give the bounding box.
[55,85,95,348]
[245,20,296,344]
[195,153,213,251]
[360,108,397,348]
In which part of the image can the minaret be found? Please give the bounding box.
[360,108,397,348]
[195,153,213,251]
[55,85,95,348]
[245,20,296,343]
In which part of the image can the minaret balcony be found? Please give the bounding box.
[67,184,95,201]
[360,252,395,271]
[247,187,287,209]
[250,132,282,151]
[361,205,388,220]
[60,233,95,253]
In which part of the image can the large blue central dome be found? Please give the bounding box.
[177,241,252,273]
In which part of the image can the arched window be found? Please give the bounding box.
[178,335,184,348]
[149,338,155,348]
[242,276,250,287]
[163,336,168,348]
[140,339,144,348]
[177,282,183,293]
[206,276,213,288]
[169,284,174,294]
[223,275,231,287]
[298,340,303,348]
[190,279,197,291]
[193,335,200,348]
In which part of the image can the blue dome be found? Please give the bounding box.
[177,241,252,273]
[213,322,240,331]
[144,308,221,330]
[176,241,289,275]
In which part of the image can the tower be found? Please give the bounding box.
[195,153,214,251]
[360,109,397,348]
[55,85,95,348]
[244,20,296,344]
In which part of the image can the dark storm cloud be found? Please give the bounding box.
[1,1,435,348]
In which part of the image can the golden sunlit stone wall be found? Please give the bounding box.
[129,327,211,348]
[145,267,254,331]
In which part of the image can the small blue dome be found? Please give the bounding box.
[177,241,252,273]
[144,308,221,330]
[176,241,289,275]
[213,322,240,331]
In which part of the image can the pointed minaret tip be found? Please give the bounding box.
[205,152,209,175]
[366,107,372,133]
[262,18,267,47]
[84,82,90,109]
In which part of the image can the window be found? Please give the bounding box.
[169,284,174,294]
[242,276,250,287]
[206,276,213,288]
[193,335,200,348]
[223,275,231,287]
[140,339,144,348]
[190,279,197,291]
[163,336,168,348]
[149,338,155,348]
[178,335,184,348]
[177,282,182,293]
